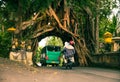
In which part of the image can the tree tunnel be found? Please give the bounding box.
[34,28,80,66]
[10,0,95,66]
[30,22,91,66]
[37,29,73,44]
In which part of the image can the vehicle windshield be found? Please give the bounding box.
[46,46,61,52]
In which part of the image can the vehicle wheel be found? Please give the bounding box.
[66,66,68,69]
[56,64,59,66]
[42,63,47,66]
[69,65,72,69]
[52,64,55,67]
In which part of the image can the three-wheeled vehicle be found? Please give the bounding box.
[40,45,61,66]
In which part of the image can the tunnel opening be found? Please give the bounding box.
[9,0,93,66]
[33,29,80,67]
[38,36,63,48]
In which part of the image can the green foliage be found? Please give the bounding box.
[99,0,118,18]
[33,46,42,63]
[0,31,12,58]
[0,0,54,28]
[0,0,119,56]
[67,0,118,53]
[98,0,118,44]
[46,36,63,47]
[99,16,117,39]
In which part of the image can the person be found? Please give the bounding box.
[62,41,75,69]
[69,40,74,45]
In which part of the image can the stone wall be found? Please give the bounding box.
[92,52,120,67]
[9,50,33,66]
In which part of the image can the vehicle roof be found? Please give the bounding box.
[41,45,61,53]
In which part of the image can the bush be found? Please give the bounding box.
[0,32,11,58]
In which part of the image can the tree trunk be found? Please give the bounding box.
[11,0,95,66]
[95,0,100,53]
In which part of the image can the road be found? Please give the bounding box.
[0,65,120,82]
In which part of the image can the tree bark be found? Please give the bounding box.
[95,0,100,53]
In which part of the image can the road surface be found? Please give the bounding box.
[0,65,120,82]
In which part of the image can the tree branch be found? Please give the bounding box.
[21,13,46,30]
[33,26,54,38]
[48,6,79,37]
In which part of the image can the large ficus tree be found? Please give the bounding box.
[0,0,118,66]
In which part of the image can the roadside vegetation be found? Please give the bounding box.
[0,0,119,65]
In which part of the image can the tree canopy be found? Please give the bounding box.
[0,0,119,66]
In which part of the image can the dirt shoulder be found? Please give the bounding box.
[0,57,65,82]
[0,57,40,82]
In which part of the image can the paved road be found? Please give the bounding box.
[38,67,120,82]
[1,66,120,82]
